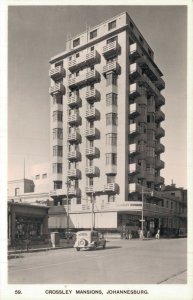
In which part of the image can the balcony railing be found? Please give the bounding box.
[155,127,165,138]
[129,63,142,80]
[138,56,161,82]
[49,83,65,95]
[155,110,165,123]
[85,147,100,158]
[85,166,100,177]
[85,108,100,120]
[128,123,140,136]
[103,41,120,59]
[67,132,81,143]
[67,150,81,161]
[146,173,155,182]
[68,187,81,197]
[68,55,87,72]
[155,159,165,169]
[49,66,65,79]
[129,103,141,118]
[155,77,165,91]
[86,50,100,65]
[154,176,164,185]
[85,186,94,194]
[85,89,100,103]
[67,95,81,107]
[129,143,140,155]
[129,43,143,60]
[104,183,119,193]
[103,61,120,76]
[155,143,165,154]
[67,169,81,179]
[68,114,81,125]
[129,83,144,100]
[86,70,99,83]
[85,128,100,140]
[128,163,140,174]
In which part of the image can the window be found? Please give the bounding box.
[76,53,79,58]
[90,65,94,71]
[76,71,79,77]
[15,188,20,196]
[106,113,118,126]
[106,73,117,86]
[146,167,154,175]
[171,202,173,209]
[106,93,117,106]
[54,181,62,190]
[147,147,154,157]
[108,20,116,31]
[107,36,118,44]
[106,153,117,165]
[89,177,94,186]
[52,163,62,174]
[53,128,63,139]
[107,175,116,183]
[108,195,115,202]
[53,145,63,157]
[139,123,146,134]
[53,111,63,122]
[53,94,63,105]
[42,174,47,179]
[106,133,117,145]
[90,46,95,51]
[90,29,97,39]
[73,38,80,48]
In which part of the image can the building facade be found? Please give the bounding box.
[48,12,184,234]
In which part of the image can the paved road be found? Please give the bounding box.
[8,238,187,284]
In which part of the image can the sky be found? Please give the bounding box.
[8,5,187,188]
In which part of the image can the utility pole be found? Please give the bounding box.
[91,192,95,231]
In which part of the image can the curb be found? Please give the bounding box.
[8,245,73,257]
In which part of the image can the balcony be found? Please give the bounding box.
[68,76,86,89]
[85,147,100,158]
[155,143,165,154]
[156,94,165,107]
[49,66,65,79]
[67,95,81,108]
[129,143,140,155]
[138,74,161,97]
[85,128,100,140]
[128,123,140,136]
[68,187,81,197]
[128,183,141,194]
[146,156,155,165]
[129,43,143,60]
[85,166,100,177]
[85,89,100,103]
[155,77,165,91]
[85,186,94,194]
[155,110,165,123]
[67,169,81,179]
[68,55,87,72]
[155,127,165,138]
[86,70,100,83]
[103,61,120,76]
[155,176,164,185]
[129,63,142,80]
[86,50,100,65]
[85,107,100,120]
[129,103,141,118]
[155,159,165,169]
[105,164,117,175]
[67,150,81,161]
[68,132,81,143]
[49,83,65,95]
[138,169,146,179]
[128,163,140,174]
[146,173,155,182]
[129,83,144,100]
[103,40,120,59]
[137,56,161,82]
[68,114,81,125]
[104,183,119,194]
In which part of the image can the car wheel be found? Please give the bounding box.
[79,239,86,247]
[76,247,80,251]
[103,242,106,249]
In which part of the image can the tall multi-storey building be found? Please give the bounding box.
[48,12,168,233]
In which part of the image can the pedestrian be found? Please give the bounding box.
[147,230,150,239]
[155,229,160,239]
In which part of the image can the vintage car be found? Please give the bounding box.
[74,230,106,251]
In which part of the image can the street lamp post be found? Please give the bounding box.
[91,192,95,231]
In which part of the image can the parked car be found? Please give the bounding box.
[74,230,106,251]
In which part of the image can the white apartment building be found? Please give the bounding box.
[48,12,172,233]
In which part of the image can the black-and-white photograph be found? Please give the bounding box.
[0,2,192,300]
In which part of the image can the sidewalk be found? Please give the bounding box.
[159,270,187,284]
[8,239,74,258]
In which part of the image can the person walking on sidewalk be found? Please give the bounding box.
[155,228,160,239]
